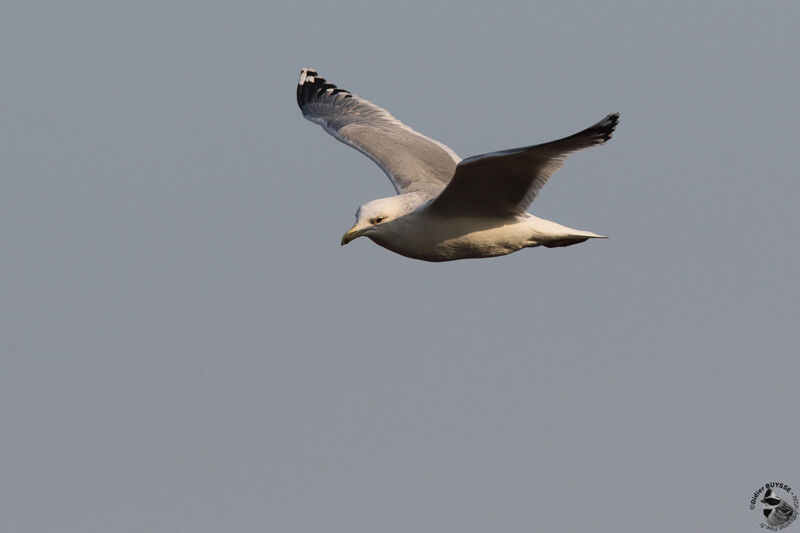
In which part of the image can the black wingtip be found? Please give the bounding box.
[591,112,620,144]
[296,68,352,110]
[297,68,320,108]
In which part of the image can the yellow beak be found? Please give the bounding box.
[341,223,370,246]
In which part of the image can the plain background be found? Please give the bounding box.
[3,1,799,531]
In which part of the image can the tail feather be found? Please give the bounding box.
[543,232,606,248]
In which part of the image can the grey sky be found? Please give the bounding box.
[2,1,799,532]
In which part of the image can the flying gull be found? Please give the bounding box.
[297,68,619,262]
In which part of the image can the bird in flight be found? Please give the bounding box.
[297,68,619,262]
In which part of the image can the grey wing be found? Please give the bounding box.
[297,68,461,195]
[429,113,619,215]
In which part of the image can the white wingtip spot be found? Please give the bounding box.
[299,68,316,86]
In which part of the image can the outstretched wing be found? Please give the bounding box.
[429,113,619,215]
[297,68,460,195]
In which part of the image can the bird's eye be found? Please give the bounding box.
[372,216,386,224]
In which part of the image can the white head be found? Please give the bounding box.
[341,196,415,245]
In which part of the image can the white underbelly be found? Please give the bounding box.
[372,216,532,262]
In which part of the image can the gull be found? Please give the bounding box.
[761,488,797,527]
[296,68,619,262]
